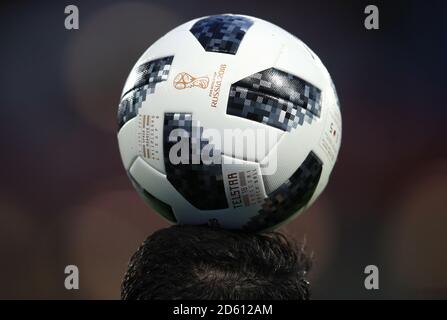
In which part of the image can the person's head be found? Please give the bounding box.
[121,225,311,300]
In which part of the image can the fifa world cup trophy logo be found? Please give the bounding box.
[173,72,209,90]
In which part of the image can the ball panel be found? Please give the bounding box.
[274,38,331,97]
[128,156,192,223]
[135,113,165,174]
[259,98,324,195]
[221,155,267,210]
[129,154,268,230]
[306,82,342,208]
[226,67,322,132]
[244,151,322,232]
[128,173,176,223]
[190,15,253,55]
[163,112,228,210]
[117,117,138,171]
[169,155,268,229]
[258,38,336,196]
[117,55,174,129]
[121,56,173,99]
[217,120,283,163]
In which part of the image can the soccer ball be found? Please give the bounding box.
[117,14,342,232]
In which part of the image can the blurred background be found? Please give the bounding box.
[0,0,446,299]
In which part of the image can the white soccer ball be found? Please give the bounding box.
[117,14,342,232]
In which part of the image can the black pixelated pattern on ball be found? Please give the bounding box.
[227,68,322,131]
[163,113,228,210]
[117,56,173,129]
[190,15,253,55]
[243,151,323,231]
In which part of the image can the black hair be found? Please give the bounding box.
[121,225,311,300]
